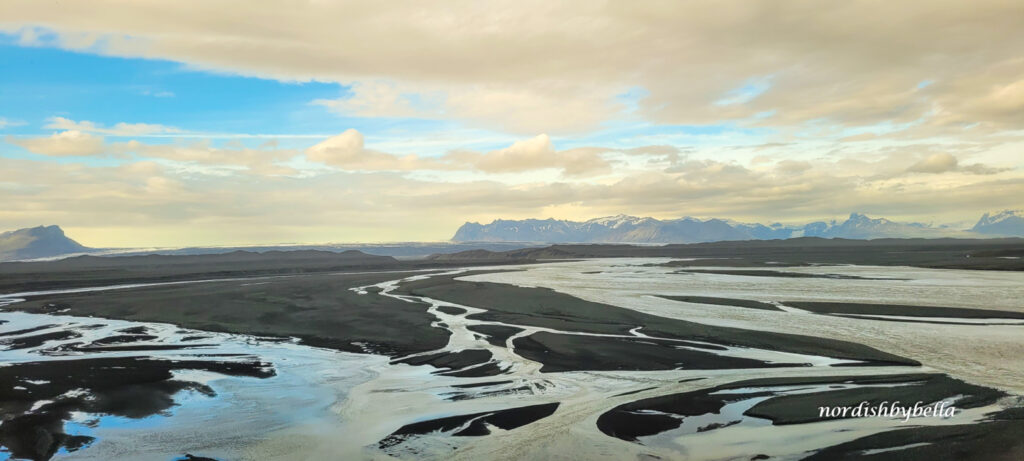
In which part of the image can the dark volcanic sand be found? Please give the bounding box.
[434,238,1024,271]
[435,305,467,315]
[393,349,503,377]
[512,332,802,372]
[0,249,538,293]
[784,301,1024,320]
[744,374,1005,424]
[656,296,1024,323]
[802,419,1024,461]
[466,324,523,347]
[378,402,560,450]
[672,268,909,280]
[0,250,402,293]
[11,271,451,357]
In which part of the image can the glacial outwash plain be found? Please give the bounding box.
[0,238,1021,460]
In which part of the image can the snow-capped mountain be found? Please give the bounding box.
[451,212,993,243]
[972,210,1024,236]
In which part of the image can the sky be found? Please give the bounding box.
[1,1,1022,247]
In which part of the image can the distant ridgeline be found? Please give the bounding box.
[453,210,1024,243]
[3,210,1022,262]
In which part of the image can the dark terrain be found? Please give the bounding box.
[1,240,1022,460]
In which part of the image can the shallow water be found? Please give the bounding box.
[0,309,386,461]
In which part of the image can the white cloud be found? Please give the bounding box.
[45,117,183,136]
[305,129,439,171]
[6,130,106,156]
[472,134,557,173]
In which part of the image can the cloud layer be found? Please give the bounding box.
[1,2,1023,246]
[3,0,1023,135]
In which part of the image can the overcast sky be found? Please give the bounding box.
[1,1,1022,246]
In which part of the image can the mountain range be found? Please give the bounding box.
[452,210,1024,243]
[3,210,1021,262]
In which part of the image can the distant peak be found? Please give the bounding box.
[973,210,1024,234]
[32,224,66,234]
[0,224,89,261]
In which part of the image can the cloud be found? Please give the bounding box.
[469,134,557,173]
[907,153,959,174]
[315,81,443,120]
[4,128,303,174]
[45,117,183,136]
[306,129,367,165]
[6,125,620,176]
[906,153,1006,175]
[120,140,301,175]
[305,131,611,176]
[444,135,612,176]
[775,160,813,175]
[317,81,616,134]
[6,130,106,156]
[5,1,1023,135]
[0,117,27,129]
[305,129,437,171]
